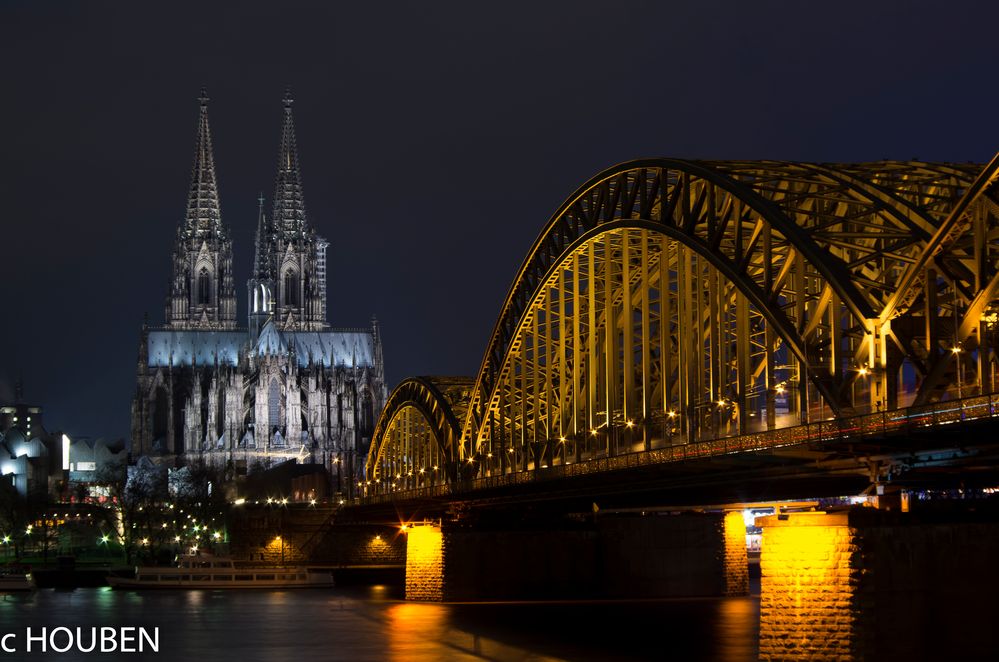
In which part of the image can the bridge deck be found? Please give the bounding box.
[352,393,999,509]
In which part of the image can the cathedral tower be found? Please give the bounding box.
[165,90,237,329]
[135,90,385,496]
[249,91,328,333]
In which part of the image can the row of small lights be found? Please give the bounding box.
[374,360,963,476]
[233,496,340,506]
[374,352,975,491]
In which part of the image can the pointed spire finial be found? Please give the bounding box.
[272,89,307,234]
[283,86,293,109]
[183,89,222,236]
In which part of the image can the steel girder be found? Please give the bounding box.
[365,377,473,485]
[366,157,999,489]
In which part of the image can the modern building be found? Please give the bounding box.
[1,387,126,498]
[130,91,387,486]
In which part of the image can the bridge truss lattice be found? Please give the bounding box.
[367,156,999,489]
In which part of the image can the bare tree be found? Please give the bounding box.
[173,460,230,551]
[94,461,167,564]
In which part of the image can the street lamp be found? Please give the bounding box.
[952,346,963,398]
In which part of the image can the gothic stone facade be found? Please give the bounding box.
[131,92,386,482]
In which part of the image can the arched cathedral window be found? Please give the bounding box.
[198,268,211,305]
[260,283,271,312]
[268,378,281,430]
[284,270,299,307]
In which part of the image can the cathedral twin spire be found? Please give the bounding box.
[164,90,236,329]
[249,89,328,334]
[272,91,309,236]
[165,89,327,333]
[184,89,224,239]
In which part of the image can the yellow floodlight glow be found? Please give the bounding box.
[405,525,444,600]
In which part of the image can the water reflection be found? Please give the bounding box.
[0,588,758,662]
[715,597,758,662]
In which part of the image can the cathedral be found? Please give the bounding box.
[131,91,387,486]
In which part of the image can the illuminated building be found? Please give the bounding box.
[1,384,126,497]
[130,91,387,482]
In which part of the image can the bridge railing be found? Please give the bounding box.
[352,393,999,505]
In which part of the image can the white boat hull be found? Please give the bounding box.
[108,569,333,590]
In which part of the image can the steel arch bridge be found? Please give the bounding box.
[365,156,999,494]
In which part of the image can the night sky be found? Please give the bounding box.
[2,1,997,441]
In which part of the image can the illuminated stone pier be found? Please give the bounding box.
[404,524,445,601]
[404,511,748,601]
[757,509,999,660]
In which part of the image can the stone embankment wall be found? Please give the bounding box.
[228,505,404,567]
[312,524,405,567]
[229,504,335,563]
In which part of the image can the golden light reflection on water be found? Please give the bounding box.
[714,598,757,662]
[385,602,448,661]
[384,602,564,662]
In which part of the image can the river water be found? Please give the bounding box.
[0,586,759,661]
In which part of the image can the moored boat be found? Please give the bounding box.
[107,554,333,589]
[0,566,35,591]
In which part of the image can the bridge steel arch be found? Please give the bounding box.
[366,157,999,491]
[366,377,473,487]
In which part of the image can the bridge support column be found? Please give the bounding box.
[404,524,445,601]
[757,509,999,660]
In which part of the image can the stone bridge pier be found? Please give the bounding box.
[404,510,748,602]
[757,508,999,660]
